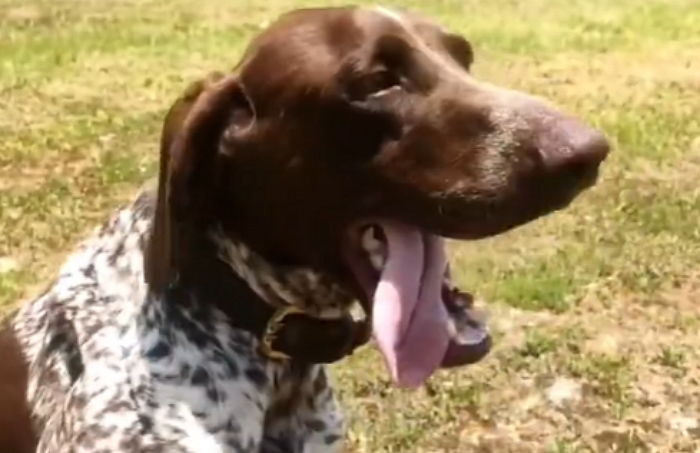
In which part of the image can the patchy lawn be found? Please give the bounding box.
[1,0,699,451]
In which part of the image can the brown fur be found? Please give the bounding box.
[0,324,36,453]
[144,6,609,297]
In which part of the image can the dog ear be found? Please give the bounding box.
[145,72,254,291]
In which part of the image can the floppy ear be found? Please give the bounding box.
[145,72,253,291]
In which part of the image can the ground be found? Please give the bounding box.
[1,0,699,451]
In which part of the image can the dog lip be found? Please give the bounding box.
[441,334,492,368]
[423,176,600,240]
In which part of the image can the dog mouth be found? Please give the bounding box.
[342,221,491,388]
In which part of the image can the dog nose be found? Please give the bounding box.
[539,117,609,168]
[535,116,610,183]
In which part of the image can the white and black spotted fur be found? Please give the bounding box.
[12,190,345,453]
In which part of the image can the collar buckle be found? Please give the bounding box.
[259,305,305,361]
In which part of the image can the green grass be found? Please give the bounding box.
[2,0,700,450]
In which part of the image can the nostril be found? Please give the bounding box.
[537,127,609,191]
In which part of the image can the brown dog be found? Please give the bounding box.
[1,6,608,452]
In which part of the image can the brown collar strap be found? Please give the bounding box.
[165,271,370,364]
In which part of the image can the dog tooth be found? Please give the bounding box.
[457,326,488,345]
[369,251,385,271]
[361,226,386,270]
[465,307,487,325]
[361,227,382,252]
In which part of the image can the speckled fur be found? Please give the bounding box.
[11,189,345,453]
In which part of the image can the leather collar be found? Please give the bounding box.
[165,247,370,364]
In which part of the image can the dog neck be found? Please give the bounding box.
[210,228,356,319]
[158,227,369,364]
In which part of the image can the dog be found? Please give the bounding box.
[0,6,609,452]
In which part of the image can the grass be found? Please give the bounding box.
[2,0,700,450]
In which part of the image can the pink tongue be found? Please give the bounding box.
[372,221,450,388]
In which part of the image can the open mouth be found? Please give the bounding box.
[342,221,491,388]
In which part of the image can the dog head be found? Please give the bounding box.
[146,7,609,387]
